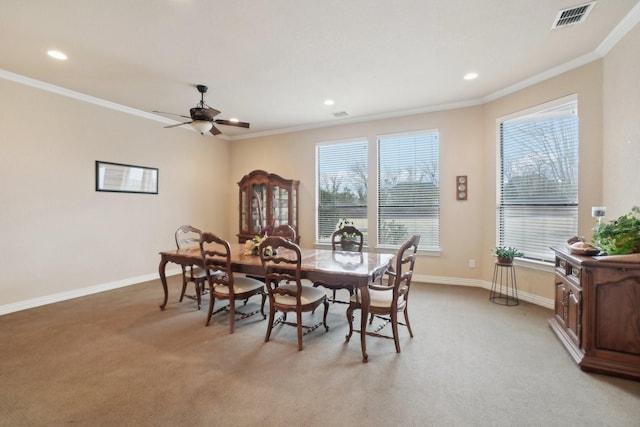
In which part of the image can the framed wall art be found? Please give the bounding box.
[456,175,467,200]
[95,161,158,194]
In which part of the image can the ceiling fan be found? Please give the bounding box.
[153,85,250,136]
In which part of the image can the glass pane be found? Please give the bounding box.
[378,131,440,248]
[251,183,267,234]
[272,185,289,226]
[292,188,297,228]
[241,189,248,232]
[499,99,579,263]
[317,140,368,243]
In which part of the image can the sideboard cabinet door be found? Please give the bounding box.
[549,246,640,381]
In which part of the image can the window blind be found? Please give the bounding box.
[316,140,368,243]
[378,131,439,249]
[499,100,579,262]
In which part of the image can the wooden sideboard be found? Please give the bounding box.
[237,170,299,243]
[549,246,640,381]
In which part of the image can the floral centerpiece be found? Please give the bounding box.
[244,235,265,255]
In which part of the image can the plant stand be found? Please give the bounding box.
[489,261,518,306]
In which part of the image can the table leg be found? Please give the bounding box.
[159,256,169,310]
[360,285,370,363]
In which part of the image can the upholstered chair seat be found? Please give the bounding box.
[273,283,327,306]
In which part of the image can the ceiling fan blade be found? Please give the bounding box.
[209,125,222,136]
[164,121,192,129]
[153,110,191,120]
[204,107,221,117]
[190,107,221,121]
[214,119,250,129]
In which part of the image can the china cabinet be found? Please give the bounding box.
[237,170,299,243]
[549,246,640,381]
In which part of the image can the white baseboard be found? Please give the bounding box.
[0,269,552,315]
[0,267,182,315]
[412,273,554,309]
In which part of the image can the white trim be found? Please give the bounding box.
[596,1,640,56]
[0,69,165,123]
[376,127,440,141]
[495,94,579,124]
[0,268,182,316]
[0,268,554,316]
[232,98,483,140]
[0,269,553,315]
[0,68,230,138]
[3,0,639,144]
[412,273,554,309]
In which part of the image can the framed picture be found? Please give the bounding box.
[95,161,158,194]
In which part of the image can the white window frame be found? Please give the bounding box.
[377,129,440,252]
[496,95,579,265]
[315,138,369,245]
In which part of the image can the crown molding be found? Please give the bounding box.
[2,2,639,142]
[596,1,640,56]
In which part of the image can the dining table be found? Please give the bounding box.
[158,243,393,362]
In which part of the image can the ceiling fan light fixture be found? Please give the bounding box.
[191,120,213,135]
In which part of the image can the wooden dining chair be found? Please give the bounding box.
[346,234,420,353]
[270,223,297,242]
[200,232,266,333]
[175,225,208,309]
[313,225,364,304]
[259,236,329,351]
[331,225,364,252]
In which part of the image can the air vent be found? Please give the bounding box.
[332,111,349,118]
[552,2,596,29]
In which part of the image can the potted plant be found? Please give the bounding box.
[337,218,360,251]
[493,246,523,265]
[592,206,640,255]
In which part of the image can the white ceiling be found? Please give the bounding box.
[1,0,639,139]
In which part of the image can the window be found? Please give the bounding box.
[378,131,440,249]
[316,139,368,243]
[498,97,579,263]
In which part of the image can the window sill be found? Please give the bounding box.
[514,257,555,273]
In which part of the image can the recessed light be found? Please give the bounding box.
[464,72,478,81]
[47,50,68,60]
[324,99,335,106]
[229,118,239,123]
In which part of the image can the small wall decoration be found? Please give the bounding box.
[456,175,467,200]
[95,161,158,194]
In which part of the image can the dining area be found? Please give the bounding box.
[158,224,420,363]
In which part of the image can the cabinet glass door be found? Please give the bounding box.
[240,189,248,233]
[272,185,289,226]
[291,187,297,228]
[252,183,267,233]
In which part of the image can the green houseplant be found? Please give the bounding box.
[592,206,640,255]
[493,246,523,264]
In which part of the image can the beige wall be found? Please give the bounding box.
[230,106,486,279]
[230,61,606,305]
[1,20,638,312]
[0,78,230,308]
[603,22,640,217]
[481,60,604,301]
